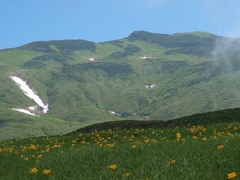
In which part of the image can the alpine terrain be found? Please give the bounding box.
[1,31,240,139]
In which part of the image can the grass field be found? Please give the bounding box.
[1,120,240,179]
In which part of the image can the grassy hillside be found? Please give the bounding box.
[1,31,240,139]
[1,109,240,179]
[70,107,240,133]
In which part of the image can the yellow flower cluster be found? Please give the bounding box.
[28,168,38,174]
[227,172,237,179]
[217,145,224,150]
[43,169,52,175]
[28,168,51,175]
[176,132,181,141]
[169,159,176,165]
[0,123,239,179]
[108,164,117,170]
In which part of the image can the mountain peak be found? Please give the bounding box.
[127,31,169,42]
[126,30,217,53]
[19,39,96,53]
[172,31,215,38]
[127,31,217,43]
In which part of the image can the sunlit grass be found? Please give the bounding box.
[0,122,240,179]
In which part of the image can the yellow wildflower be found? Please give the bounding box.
[108,164,117,170]
[202,137,207,141]
[98,143,103,147]
[151,139,159,143]
[53,144,61,148]
[176,132,181,141]
[192,136,197,139]
[43,169,52,175]
[217,145,224,150]
[228,172,237,179]
[28,168,38,174]
[144,139,150,143]
[169,159,176,165]
[125,172,130,177]
[132,145,137,149]
[105,143,115,148]
[29,144,36,150]
[80,141,86,144]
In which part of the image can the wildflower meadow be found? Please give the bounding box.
[0,122,240,179]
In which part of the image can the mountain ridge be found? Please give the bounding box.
[0,31,220,51]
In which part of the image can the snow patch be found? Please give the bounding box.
[29,106,37,111]
[141,55,152,60]
[10,76,49,115]
[145,84,156,89]
[88,57,95,61]
[109,110,120,116]
[12,108,36,116]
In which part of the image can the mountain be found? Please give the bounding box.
[1,31,240,139]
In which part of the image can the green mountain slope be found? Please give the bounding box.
[1,31,240,139]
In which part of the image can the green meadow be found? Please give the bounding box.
[1,119,240,179]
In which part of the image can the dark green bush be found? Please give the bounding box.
[62,62,133,77]
[23,61,46,68]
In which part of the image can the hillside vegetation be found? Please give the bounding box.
[1,31,240,139]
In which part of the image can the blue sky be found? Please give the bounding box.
[1,0,240,49]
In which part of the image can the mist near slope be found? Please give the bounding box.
[208,27,240,109]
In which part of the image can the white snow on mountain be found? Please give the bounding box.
[11,76,49,115]
[12,108,36,116]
